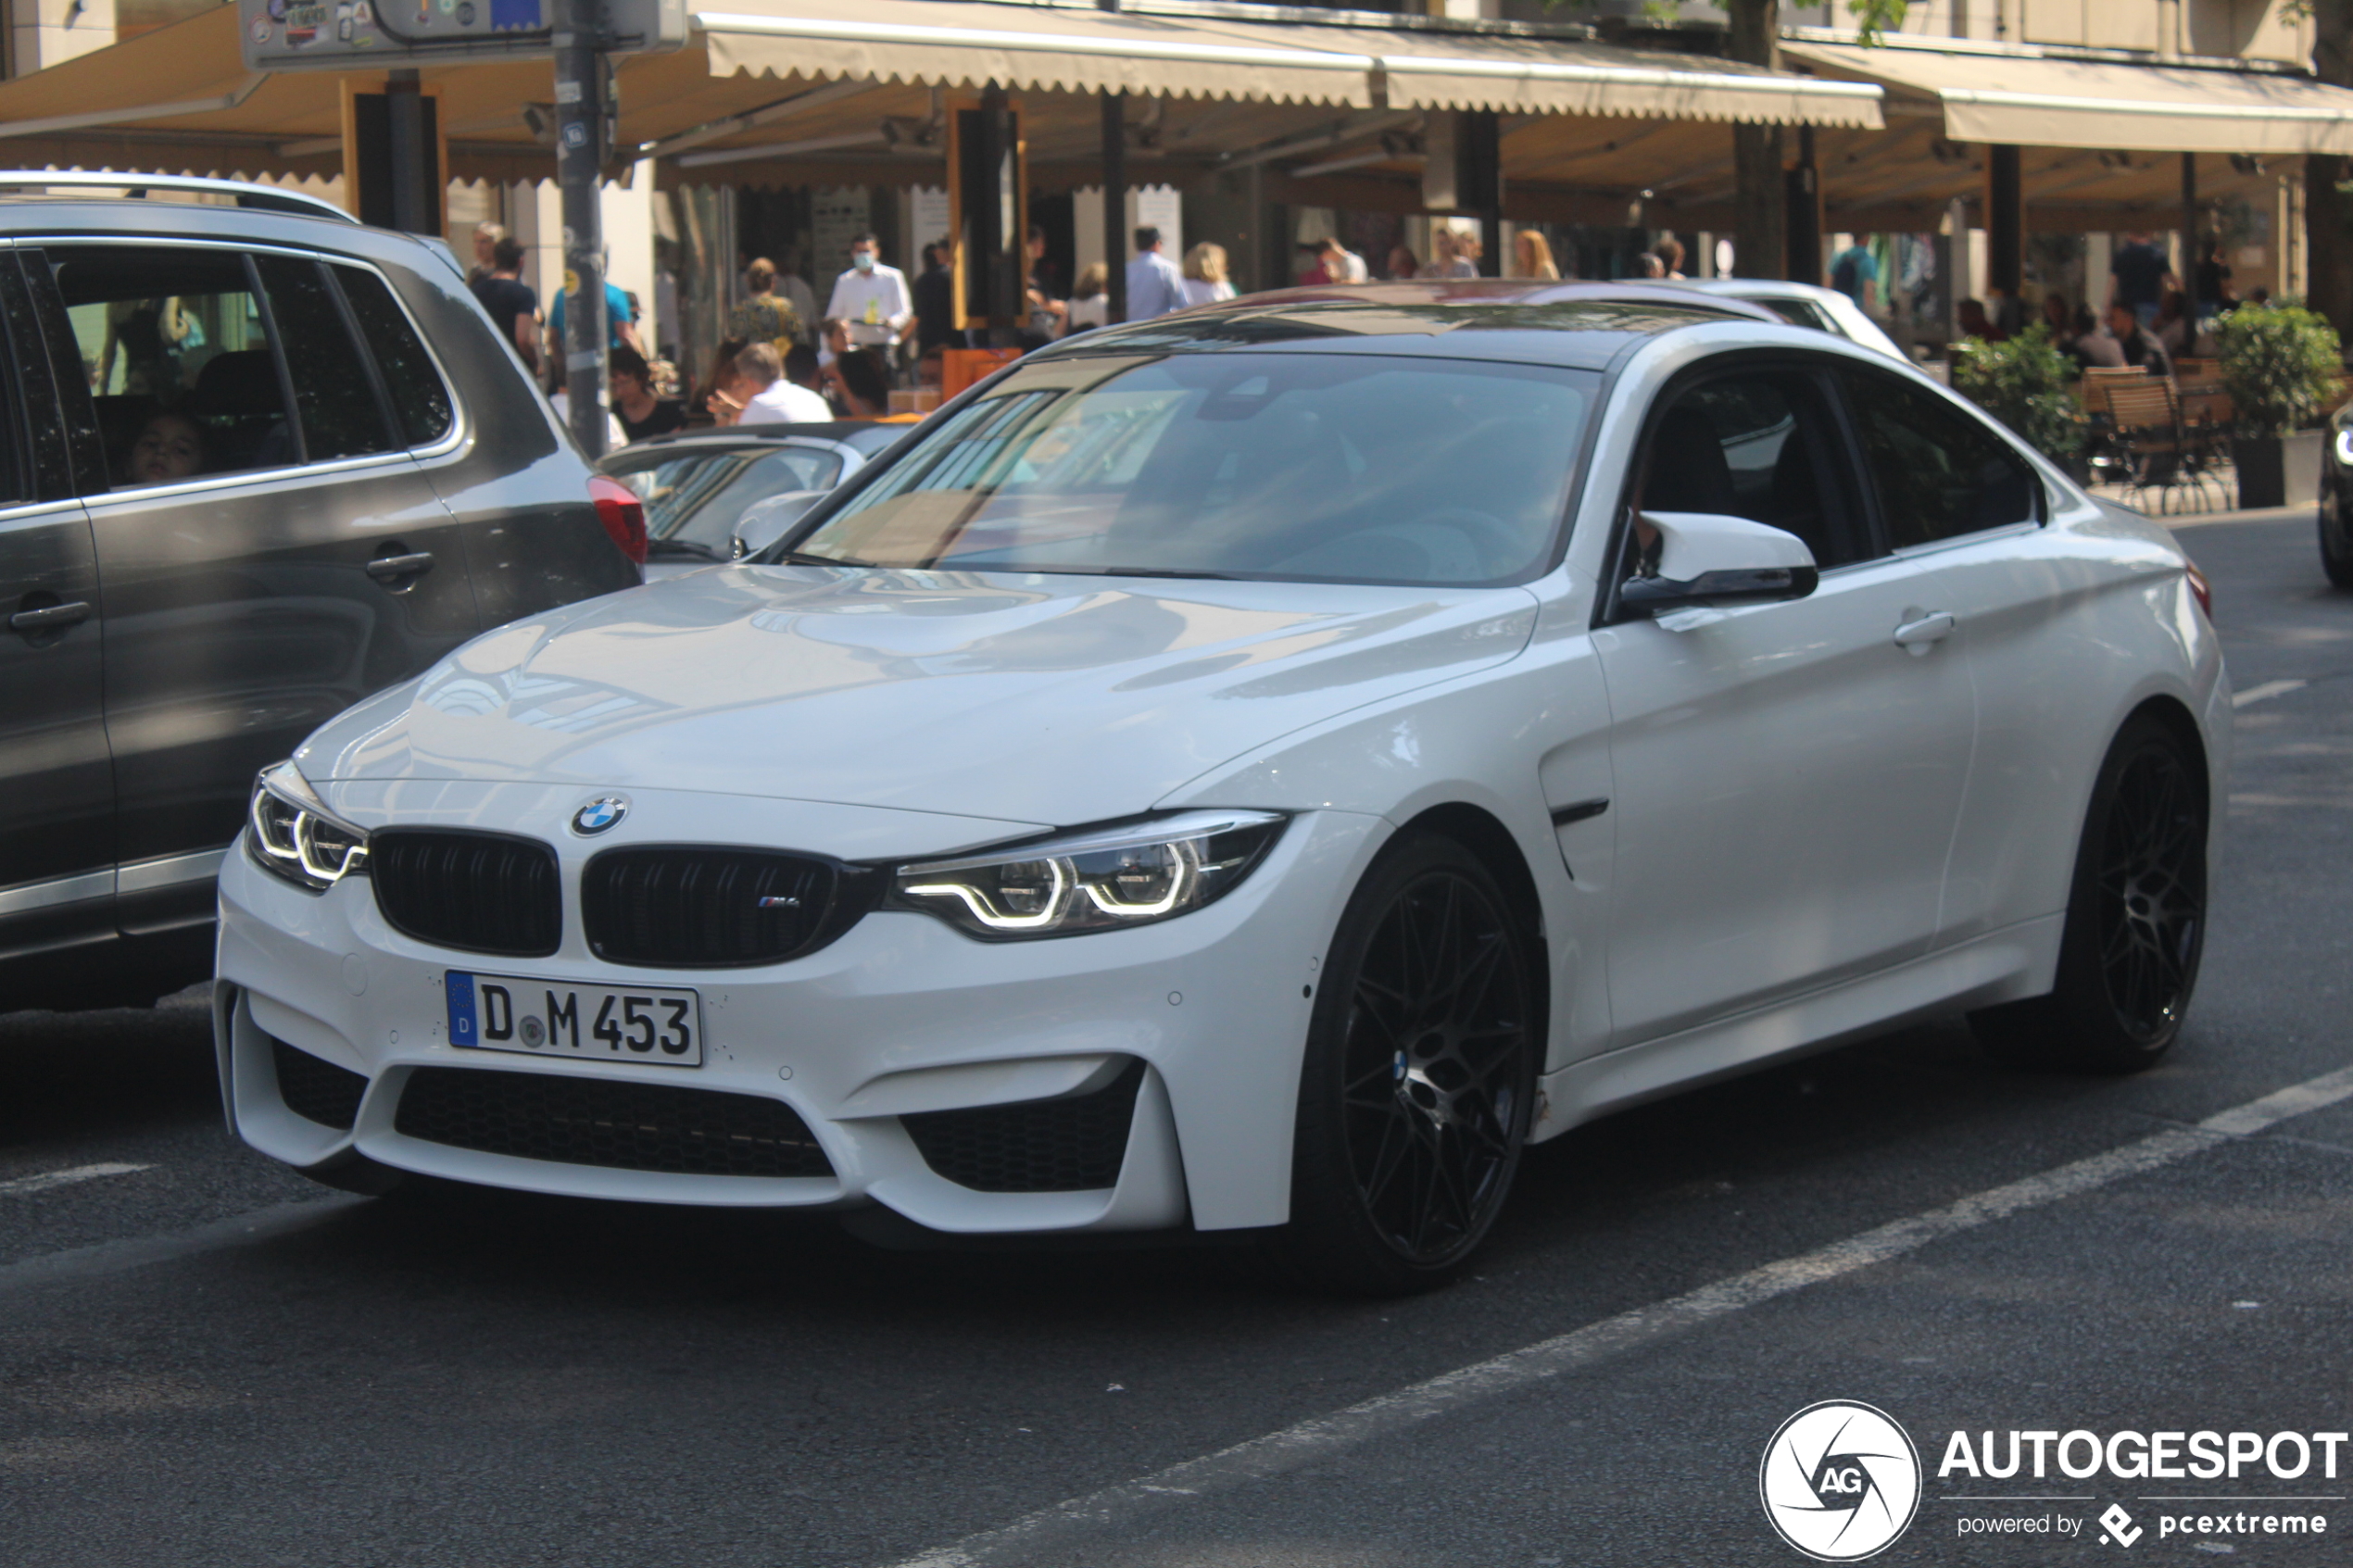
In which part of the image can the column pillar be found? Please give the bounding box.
[1102,91,1127,322]
[1986,144,2023,307]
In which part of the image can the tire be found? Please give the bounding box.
[1970,713,2208,1073]
[1275,833,1540,1296]
[2322,501,2353,591]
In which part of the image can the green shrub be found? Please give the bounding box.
[2214,302,2343,437]
[1951,324,2083,459]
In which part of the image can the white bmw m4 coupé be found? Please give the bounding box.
[217,283,2227,1294]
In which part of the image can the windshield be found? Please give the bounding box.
[610,444,847,558]
[788,352,1595,584]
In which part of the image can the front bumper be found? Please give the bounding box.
[214,786,1380,1234]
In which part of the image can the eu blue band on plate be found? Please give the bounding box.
[445,971,478,1047]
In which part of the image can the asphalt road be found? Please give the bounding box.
[2,506,2347,1568]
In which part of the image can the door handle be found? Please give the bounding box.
[366,550,434,583]
[9,598,91,634]
[1894,610,1956,655]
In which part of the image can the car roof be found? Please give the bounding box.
[1038,282,1783,371]
[1663,278,1851,304]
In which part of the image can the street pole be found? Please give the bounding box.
[384,68,429,234]
[552,0,609,458]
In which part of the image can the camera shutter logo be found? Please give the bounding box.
[1759,1400,1922,1561]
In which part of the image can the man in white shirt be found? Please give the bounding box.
[733,343,834,426]
[824,233,913,351]
[1125,226,1187,321]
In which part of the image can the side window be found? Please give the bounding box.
[250,254,396,462]
[1841,370,2039,547]
[0,258,63,501]
[45,245,294,490]
[1625,371,1866,579]
[333,265,454,447]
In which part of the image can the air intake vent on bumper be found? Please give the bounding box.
[395,1067,835,1178]
[901,1059,1146,1192]
[582,846,867,968]
[271,1037,369,1130]
[370,830,561,957]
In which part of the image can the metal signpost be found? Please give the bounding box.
[238,0,684,456]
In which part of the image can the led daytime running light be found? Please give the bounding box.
[890,811,1283,939]
[246,763,370,892]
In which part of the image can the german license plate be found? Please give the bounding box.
[444,972,703,1068]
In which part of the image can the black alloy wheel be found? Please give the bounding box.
[1972,713,2208,1073]
[1279,834,1539,1295]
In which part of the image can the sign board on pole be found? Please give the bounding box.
[239,0,686,71]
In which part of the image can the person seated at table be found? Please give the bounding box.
[2106,300,2171,378]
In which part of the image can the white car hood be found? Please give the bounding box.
[297,565,1540,827]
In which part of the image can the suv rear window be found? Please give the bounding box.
[333,264,453,447]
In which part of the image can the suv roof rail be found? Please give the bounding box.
[0,171,358,224]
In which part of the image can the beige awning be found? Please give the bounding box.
[693,0,1881,126]
[1784,38,2353,155]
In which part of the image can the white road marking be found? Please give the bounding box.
[0,1162,152,1198]
[2233,679,2309,709]
[886,1061,2353,1568]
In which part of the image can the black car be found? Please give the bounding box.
[2322,403,2353,587]
[0,174,643,1011]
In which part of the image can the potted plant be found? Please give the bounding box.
[2216,301,2343,508]
[1950,324,2086,476]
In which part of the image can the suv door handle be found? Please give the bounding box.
[366,550,434,583]
[1894,610,1956,654]
[9,598,91,634]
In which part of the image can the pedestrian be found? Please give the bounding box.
[824,233,914,353]
[1511,230,1561,281]
[2153,289,2196,359]
[693,335,749,425]
[2072,305,2125,369]
[774,245,819,334]
[726,257,805,354]
[1181,243,1238,307]
[610,345,686,444]
[1025,226,1067,345]
[468,221,506,285]
[1318,234,1368,283]
[1830,238,1879,312]
[547,263,643,360]
[2194,239,2235,315]
[1957,297,2009,343]
[1655,235,1687,281]
[2110,232,2168,326]
[832,348,893,419]
[1125,226,1187,320]
[2105,299,2171,377]
[913,241,958,353]
[470,236,540,377]
[1385,242,1421,281]
[1636,252,1666,279]
[1063,263,1110,335]
[784,344,827,407]
[727,342,833,426]
[816,317,849,370]
[1424,230,1478,279]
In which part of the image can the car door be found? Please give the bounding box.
[29,240,480,933]
[0,248,112,964]
[1831,362,2072,949]
[1591,360,1978,1045]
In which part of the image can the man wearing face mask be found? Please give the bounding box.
[824,233,914,354]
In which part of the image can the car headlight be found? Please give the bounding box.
[245,762,369,893]
[887,810,1286,939]
[2335,427,2353,469]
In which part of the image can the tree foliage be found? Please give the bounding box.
[1950,325,2084,458]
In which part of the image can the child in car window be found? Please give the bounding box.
[127,411,206,486]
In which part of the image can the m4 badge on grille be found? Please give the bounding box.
[572,795,629,835]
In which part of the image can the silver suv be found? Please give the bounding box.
[0,176,642,1011]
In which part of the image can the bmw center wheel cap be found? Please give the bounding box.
[571,796,629,835]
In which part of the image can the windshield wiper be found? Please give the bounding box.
[775,549,875,569]
[1097,565,1248,582]
[646,537,722,560]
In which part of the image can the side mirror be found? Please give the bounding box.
[1617,511,1819,614]
[730,491,824,562]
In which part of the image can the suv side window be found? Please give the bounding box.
[1839,368,2040,547]
[1622,370,1868,584]
[250,254,397,462]
[45,245,296,490]
[331,264,454,447]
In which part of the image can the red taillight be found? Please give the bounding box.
[2185,560,2213,621]
[588,473,648,567]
